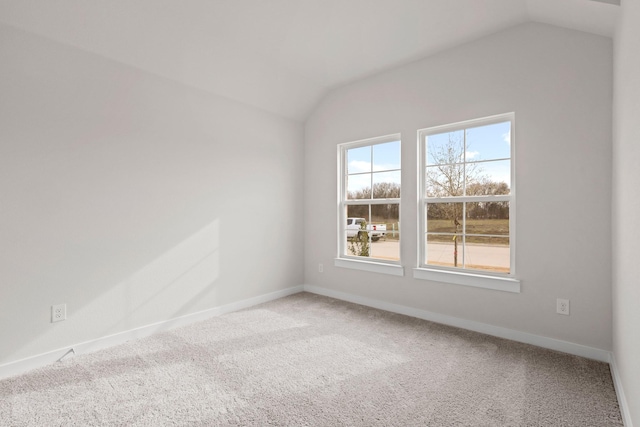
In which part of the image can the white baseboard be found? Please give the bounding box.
[609,354,634,427]
[0,285,304,380]
[303,284,612,363]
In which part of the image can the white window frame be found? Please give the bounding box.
[414,113,520,292]
[336,133,404,276]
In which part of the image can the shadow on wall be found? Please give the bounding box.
[4,219,221,366]
[97,218,221,341]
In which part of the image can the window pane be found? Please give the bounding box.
[426,130,464,165]
[427,202,463,233]
[370,205,400,261]
[371,203,399,222]
[463,236,510,273]
[344,204,400,261]
[465,160,511,195]
[373,171,401,198]
[426,164,464,197]
[426,234,463,268]
[465,121,511,161]
[344,206,370,257]
[347,174,371,199]
[346,205,369,222]
[373,140,401,172]
[466,202,509,235]
[462,161,485,190]
[347,146,371,174]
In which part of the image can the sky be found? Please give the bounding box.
[426,121,512,187]
[346,120,512,195]
[347,140,401,195]
[455,121,510,162]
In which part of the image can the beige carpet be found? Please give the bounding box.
[0,292,623,426]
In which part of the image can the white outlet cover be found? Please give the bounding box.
[556,298,570,315]
[52,304,67,322]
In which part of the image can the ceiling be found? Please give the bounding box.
[0,0,619,121]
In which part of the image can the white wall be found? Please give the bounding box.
[613,0,640,423]
[305,23,613,351]
[0,24,304,366]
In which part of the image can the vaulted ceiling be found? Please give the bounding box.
[0,0,619,121]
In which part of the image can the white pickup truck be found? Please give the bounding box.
[346,218,387,241]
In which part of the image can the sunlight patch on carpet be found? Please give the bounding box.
[218,334,406,396]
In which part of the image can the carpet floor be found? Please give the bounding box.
[0,292,623,426]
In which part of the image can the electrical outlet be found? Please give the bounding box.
[556,298,570,315]
[52,304,66,323]
[318,263,324,273]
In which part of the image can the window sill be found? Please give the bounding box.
[334,258,404,276]
[413,267,520,293]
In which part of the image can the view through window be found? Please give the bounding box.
[339,135,401,263]
[419,114,514,274]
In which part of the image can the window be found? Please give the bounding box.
[416,114,519,291]
[336,134,402,275]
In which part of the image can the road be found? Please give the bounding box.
[369,240,509,272]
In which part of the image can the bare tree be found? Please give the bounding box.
[347,182,400,220]
[466,179,509,220]
[425,132,485,266]
[425,133,483,198]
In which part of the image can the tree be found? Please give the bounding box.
[348,220,370,257]
[426,132,483,199]
[347,182,400,220]
[426,133,510,220]
[425,132,509,266]
[466,179,509,220]
[425,133,483,236]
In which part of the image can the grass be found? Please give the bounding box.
[427,219,509,244]
[352,218,507,244]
